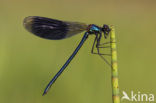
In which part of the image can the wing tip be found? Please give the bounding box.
[23,16,36,32]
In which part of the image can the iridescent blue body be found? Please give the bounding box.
[23,16,111,95]
[87,24,101,33]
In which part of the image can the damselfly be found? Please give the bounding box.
[23,16,111,95]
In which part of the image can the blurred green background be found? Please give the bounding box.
[1,0,156,103]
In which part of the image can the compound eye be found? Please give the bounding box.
[104,25,109,29]
[102,25,109,32]
[103,25,106,29]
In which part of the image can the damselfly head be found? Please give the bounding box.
[102,24,111,39]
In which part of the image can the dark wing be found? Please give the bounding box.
[23,16,88,40]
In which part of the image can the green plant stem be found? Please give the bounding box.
[110,26,120,103]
